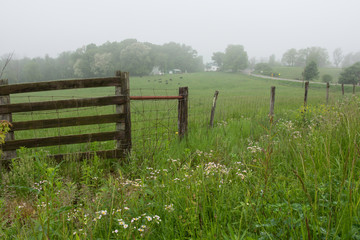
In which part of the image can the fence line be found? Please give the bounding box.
[1,74,358,164]
[0,72,131,163]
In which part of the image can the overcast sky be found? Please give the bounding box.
[2,0,359,62]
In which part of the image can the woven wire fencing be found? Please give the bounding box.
[130,88,179,157]
[6,82,356,159]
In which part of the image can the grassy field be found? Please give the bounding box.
[271,66,342,82]
[1,72,360,239]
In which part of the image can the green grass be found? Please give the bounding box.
[272,66,342,82]
[1,72,360,239]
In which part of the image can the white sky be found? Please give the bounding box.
[1,0,359,62]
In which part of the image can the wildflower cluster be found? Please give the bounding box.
[217,120,228,126]
[195,149,214,158]
[33,180,48,192]
[164,204,175,212]
[203,162,229,176]
[247,143,263,154]
[112,213,161,237]
[146,167,169,180]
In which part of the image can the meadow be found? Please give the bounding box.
[271,66,342,82]
[1,72,360,239]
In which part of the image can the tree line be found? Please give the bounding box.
[281,47,360,68]
[0,39,204,83]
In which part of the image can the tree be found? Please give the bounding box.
[281,48,297,66]
[338,62,360,84]
[90,52,113,76]
[254,63,272,75]
[306,47,329,67]
[321,74,333,83]
[211,52,225,69]
[248,57,256,70]
[223,45,248,72]
[302,61,319,81]
[268,54,277,66]
[0,52,14,79]
[342,52,360,67]
[23,59,42,82]
[295,48,308,66]
[120,42,152,76]
[333,48,343,67]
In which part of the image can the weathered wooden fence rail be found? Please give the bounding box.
[0,72,188,163]
[0,71,131,162]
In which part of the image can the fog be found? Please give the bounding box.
[1,0,360,62]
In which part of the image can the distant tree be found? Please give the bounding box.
[321,74,333,83]
[248,57,256,70]
[302,61,319,81]
[120,42,152,76]
[333,48,343,67]
[281,48,297,66]
[254,63,273,75]
[23,59,42,82]
[223,45,248,72]
[338,62,360,84]
[342,52,360,68]
[56,51,75,79]
[160,42,203,73]
[306,47,329,67]
[291,47,329,67]
[268,54,277,66]
[90,52,113,76]
[295,48,308,67]
[211,52,225,69]
[0,52,13,79]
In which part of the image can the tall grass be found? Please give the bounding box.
[1,73,359,239]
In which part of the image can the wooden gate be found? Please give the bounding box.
[0,71,131,162]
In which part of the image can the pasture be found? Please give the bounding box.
[1,72,360,239]
[271,66,342,82]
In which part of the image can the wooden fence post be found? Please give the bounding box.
[209,90,219,128]
[0,79,16,162]
[178,87,188,139]
[304,81,309,107]
[326,82,330,105]
[353,84,356,95]
[269,86,275,120]
[115,71,131,156]
[342,84,344,96]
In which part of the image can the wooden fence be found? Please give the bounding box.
[0,72,189,163]
[0,71,131,162]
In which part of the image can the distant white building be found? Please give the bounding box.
[205,65,219,72]
[151,66,164,75]
[169,69,182,74]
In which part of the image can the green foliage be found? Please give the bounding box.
[321,74,333,83]
[1,39,204,82]
[338,62,360,84]
[211,52,225,69]
[282,47,329,67]
[223,44,248,72]
[271,66,342,81]
[303,61,319,80]
[254,63,273,75]
[333,48,343,67]
[0,120,11,145]
[281,48,297,66]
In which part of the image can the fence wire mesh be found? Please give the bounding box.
[2,80,357,160]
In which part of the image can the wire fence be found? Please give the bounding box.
[3,81,358,160]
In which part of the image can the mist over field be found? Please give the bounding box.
[1,0,360,63]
